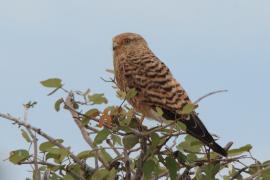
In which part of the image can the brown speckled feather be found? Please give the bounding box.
[112,32,227,156]
[113,33,190,117]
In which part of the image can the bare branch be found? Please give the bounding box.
[0,112,94,178]
[106,139,122,157]
[194,89,228,105]
[64,92,110,169]
[23,105,40,180]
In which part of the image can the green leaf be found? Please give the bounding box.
[158,154,166,166]
[39,166,47,172]
[100,148,113,164]
[155,107,163,117]
[54,98,64,112]
[106,69,115,74]
[47,165,62,172]
[126,88,137,100]
[119,116,132,127]
[181,103,196,114]
[262,169,270,179]
[263,160,270,167]
[111,134,122,146]
[174,151,187,164]
[88,93,108,104]
[91,168,116,180]
[175,121,187,131]
[21,129,31,143]
[165,156,178,180]
[9,149,30,164]
[177,135,202,153]
[228,144,253,156]
[46,148,69,163]
[123,134,139,149]
[51,174,59,180]
[39,139,64,152]
[77,150,95,160]
[46,153,60,162]
[67,164,81,178]
[230,165,244,179]
[187,153,198,162]
[107,168,117,180]
[40,78,62,88]
[143,159,156,178]
[82,109,99,126]
[204,164,220,179]
[63,175,75,180]
[47,148,67,155]
[150,133,160,149]
[94,128,110,145]
[91,169,110,180]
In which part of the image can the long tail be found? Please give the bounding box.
[162,108,227,156]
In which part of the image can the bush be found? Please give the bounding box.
[0,77,269,180]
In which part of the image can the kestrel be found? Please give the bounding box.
[112,32,227,156]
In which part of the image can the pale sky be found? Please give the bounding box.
[0,0,270,179]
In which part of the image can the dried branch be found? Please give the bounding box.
[64,92,110,169]
[0,113,94,178]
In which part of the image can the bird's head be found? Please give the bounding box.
[112,32,148,53]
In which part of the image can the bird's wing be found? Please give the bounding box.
[122,52,191,112]
[120,53,227,156]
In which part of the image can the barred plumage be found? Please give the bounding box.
[112,32,227,156]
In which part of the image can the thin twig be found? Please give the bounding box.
[65,92,110,169]
[23,105,40,180]
[231,167,249,180]
[106,139,122,157]
[194,89,228,105]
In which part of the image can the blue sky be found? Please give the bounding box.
[0,0,270,178]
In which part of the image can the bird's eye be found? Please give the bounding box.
[124,39,131,45]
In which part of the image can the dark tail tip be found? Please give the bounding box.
[210,141,228,157]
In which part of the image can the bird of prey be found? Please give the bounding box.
[112,32,227,156]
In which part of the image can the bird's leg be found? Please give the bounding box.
[139,114,145,125]
[137,114,145,131]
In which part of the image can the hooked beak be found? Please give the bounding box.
[113,42,119,50]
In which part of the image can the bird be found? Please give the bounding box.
[112,32,227,156]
